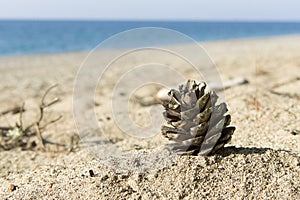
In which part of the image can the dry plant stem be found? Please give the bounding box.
[269,90,300,100]
[35,84,60,149]
[0,127,12,132]
[0,105,25,116]
[269,77,300,99]
[0,84,63,150]
[41,115,62,130]
[35,123,45,150]
[19,102,25,132]
[24,84,61,149]
[270,77,299,90]
[38,84,60,124]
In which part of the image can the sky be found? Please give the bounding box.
[0,0,299,21]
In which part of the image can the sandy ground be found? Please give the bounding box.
[0,35,299,199]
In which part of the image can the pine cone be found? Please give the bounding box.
[161,80,235,155]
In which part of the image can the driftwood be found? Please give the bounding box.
[136,77,249,106]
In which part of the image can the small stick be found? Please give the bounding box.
[36,84,62,150]
[153,95,164,105]
[41,115,63,130]
[42,84,60,107]
[0,106,25,116]
[34,84,60,150]
[35,123,45,150]
[270,77,299,90]
[37,84,60,124]
[19,102,25,132]
[0,127,12,131]
[270,90,300,100]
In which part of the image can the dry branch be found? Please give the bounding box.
[0,84,63,151]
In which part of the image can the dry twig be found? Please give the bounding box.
[0,84,63,150]
[0,105,25,116]
[269,77,300,100]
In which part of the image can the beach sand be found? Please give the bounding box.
[0,35,299,199]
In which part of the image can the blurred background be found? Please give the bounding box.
[0,0,300,56]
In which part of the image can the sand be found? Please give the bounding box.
[0,35,299,199]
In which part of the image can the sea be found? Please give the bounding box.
[0,20,300,56]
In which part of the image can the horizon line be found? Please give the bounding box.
[0,18,299,23]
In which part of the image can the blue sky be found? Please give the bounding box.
[0,0,299,21]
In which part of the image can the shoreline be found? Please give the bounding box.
[1,34,300,59]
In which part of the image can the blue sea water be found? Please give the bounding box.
[0,20,300,56]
